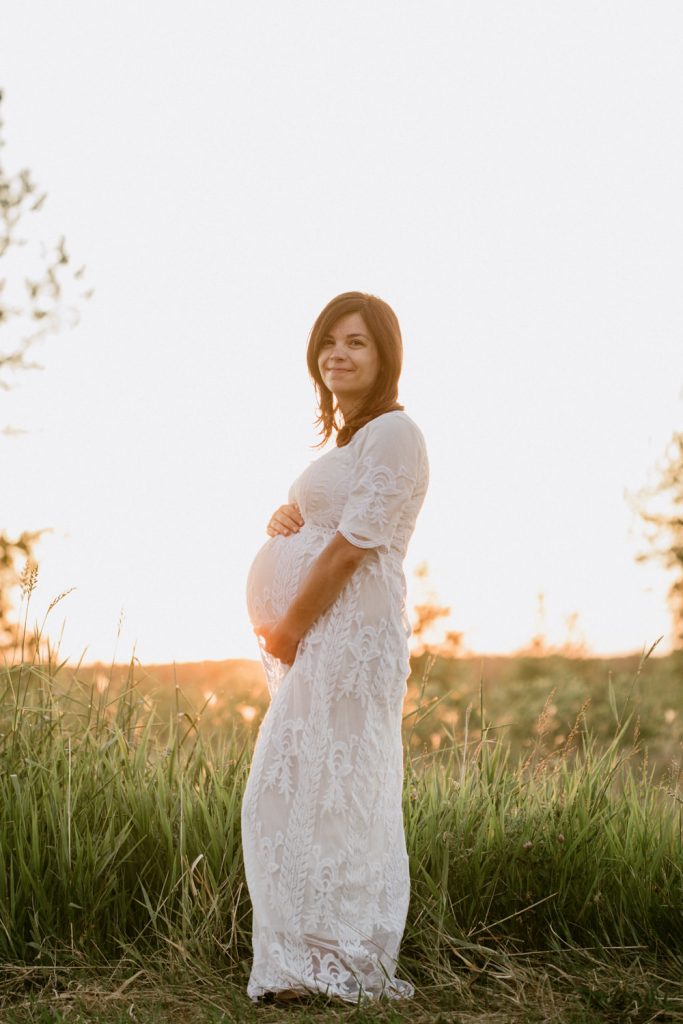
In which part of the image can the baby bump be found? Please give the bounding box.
[246,525,332,627]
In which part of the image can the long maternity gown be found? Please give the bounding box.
[241,410,429,1002]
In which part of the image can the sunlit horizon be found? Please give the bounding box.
[2,1,682,667]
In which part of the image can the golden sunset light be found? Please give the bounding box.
[3,5,683,1017]
[1,2,681,669]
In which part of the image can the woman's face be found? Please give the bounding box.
[317,311,380,416]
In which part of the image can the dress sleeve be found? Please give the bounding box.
[337,415,425,551]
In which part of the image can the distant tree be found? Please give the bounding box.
[521,590,547,656]
[0,89,91,652]
[559,610,588,659]
[410,561,463,658]
[630,428,683,650]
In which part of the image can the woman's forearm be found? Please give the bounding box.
[280,532,367,640]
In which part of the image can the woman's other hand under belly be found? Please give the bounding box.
[254,620,300,665]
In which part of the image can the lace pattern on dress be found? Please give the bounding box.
[242,412,428,1002]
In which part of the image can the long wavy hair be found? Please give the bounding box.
[306,291,404,448]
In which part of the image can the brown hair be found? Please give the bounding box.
[306,291,404,447]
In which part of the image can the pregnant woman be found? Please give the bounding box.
[242,290,429,1004]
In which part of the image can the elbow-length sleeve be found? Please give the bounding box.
[337,414,426,551]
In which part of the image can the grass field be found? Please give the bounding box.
[74,640,683,779]
[1,609,683,1022]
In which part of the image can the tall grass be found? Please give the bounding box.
[0,665,251,972]
[1,580,683,1020]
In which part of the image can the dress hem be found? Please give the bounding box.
[247,977,415,1004]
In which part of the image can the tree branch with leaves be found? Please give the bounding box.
[629,428,683,650]
[0,88,92,651]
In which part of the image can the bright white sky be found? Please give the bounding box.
[1,1,682,666]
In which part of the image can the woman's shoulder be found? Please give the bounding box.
[356,410,428,457]
[364,409,425,440]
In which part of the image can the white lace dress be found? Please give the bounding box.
[242,410,429,1003]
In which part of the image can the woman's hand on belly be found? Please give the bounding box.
[254,621,300,665]
[266,502,304,537]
